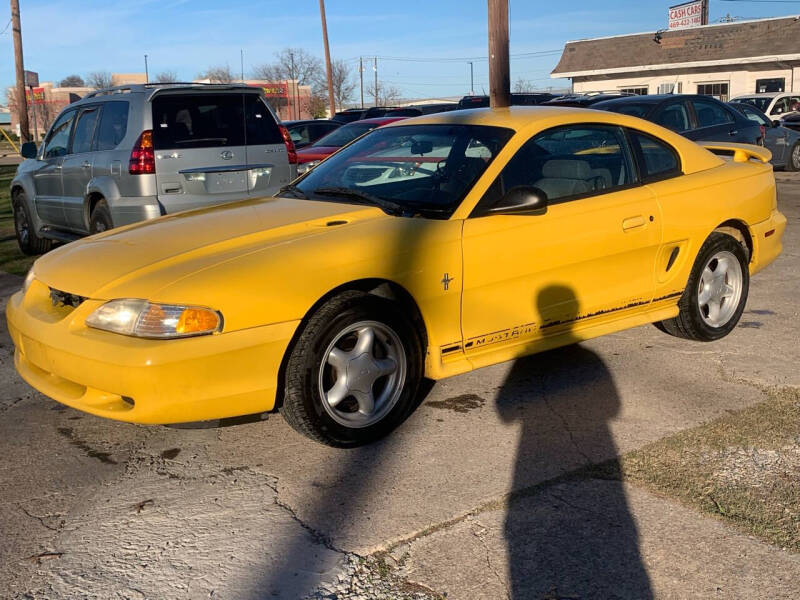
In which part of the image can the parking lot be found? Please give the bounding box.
[0,172,798,599]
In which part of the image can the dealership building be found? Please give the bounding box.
[551,15,800,100]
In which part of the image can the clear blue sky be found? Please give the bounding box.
[2,0,798,102]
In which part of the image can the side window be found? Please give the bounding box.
[741,106,769,128]
[95,101,129,151]
[289,124,310,146]
[629,131,681,182]
[771,98,791,115]
[152,94,246,150]
[244,94,283,145]
[691,99,733,128]
[42,110,76,158]
[655,103,690,132]
[70,107,100,154]
[480,125,636,209]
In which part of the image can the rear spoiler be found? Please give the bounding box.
[699,142,772,164]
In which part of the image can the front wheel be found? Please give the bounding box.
[656,232,749,341]
[280,290,423,447]
[788,142,800,172]
[12,192,52,256]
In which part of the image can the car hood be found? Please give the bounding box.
[33,196,383,301]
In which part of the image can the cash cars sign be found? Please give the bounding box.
[669,0,706,30]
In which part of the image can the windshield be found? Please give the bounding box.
[313,122,376,148]
[292,124,514,218]
[735,97,772,113]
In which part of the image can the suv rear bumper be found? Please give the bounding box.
[110,196,162,227]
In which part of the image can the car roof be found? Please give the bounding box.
[732,92,784,98]
[346,116,407,126]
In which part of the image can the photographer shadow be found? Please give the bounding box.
[496,285,653,599]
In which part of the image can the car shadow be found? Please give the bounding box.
[496,284,653,599]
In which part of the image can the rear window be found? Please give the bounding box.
[95,101,129,151]
[313,122,376,148]
[152,93,245,150]
[602,103,650,118]
[735,97,772,113]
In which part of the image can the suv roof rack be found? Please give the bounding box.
[84,82,253,98]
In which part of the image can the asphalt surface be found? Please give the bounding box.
[1,172,799,599]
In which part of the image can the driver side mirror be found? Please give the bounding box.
[485,186,548,216]
[772,119,782,128]
[20,142,37,159]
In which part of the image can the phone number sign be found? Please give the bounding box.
[669,0,705,30]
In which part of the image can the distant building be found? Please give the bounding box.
[242,80,313,121]
[551,15,800,100]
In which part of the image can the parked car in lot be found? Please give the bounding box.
[10,83,296,255]
[295,116,406,174]
[7,107,785,446]
[542,92,634,107]
[283,119,342,149]
[383,103,458,117]
[729,102,800,171]
[457,93,555,109]
[592,94,762,145]
[332,109,366,123]
[731,92,800,120]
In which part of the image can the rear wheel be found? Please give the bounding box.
[788,142,800,172]
[280,290,423,447]
[12,191,52,255]
[656,232,749,341]
[89,199,113,234]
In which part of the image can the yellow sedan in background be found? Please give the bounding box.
[6,107,786,446]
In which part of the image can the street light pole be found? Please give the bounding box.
[359,57,364,109]
[144,54,149,83]
[488,0,510,108]
[469,61,474,95]
[373,57,378,107]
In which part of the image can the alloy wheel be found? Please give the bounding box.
[14,203,29,247]
[697,250,743,328]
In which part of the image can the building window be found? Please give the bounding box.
[755,78,785,93]
[620,87,648,95]
[697,82,729,102]
[658,82,682,94]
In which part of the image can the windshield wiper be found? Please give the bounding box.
[278,184,308,199]
[313,186,406,216]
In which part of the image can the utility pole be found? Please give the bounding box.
[289,50,297,120]
[488,0,510,108]
[469,61,475,95]
[319,0,336,117]
[144,54,149,83]
[359,57,364,109]
[240,49,244,82]
[10,0,30,142]
[373,56,378,107]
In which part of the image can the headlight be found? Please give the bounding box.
[86,299,222,339]
[297,160,320,175]
[22,268,36,294]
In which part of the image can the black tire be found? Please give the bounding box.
[656,232,749,342]
[89,199,114,234]
[280,290,424,447]
[787,142,800,172]
[12,191,52,256]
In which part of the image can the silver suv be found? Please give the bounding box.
[11,83,297,255]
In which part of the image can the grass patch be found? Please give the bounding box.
[615,386,800,552]
[0,164,36,276]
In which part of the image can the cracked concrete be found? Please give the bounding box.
[0,173,798,598]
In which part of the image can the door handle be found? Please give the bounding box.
[622,216,646,231]
[729,129,738,136]
[82,161,91,169]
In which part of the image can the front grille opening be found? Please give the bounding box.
[121,396,135,407]
[48,288,87,309]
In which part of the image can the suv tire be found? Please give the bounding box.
[280,290,423,447]
[12,191,52,255]
[89,200,114,234]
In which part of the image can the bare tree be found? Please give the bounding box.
[307,94,328,119]
[513,78,535,93]
[59,74,85,88]
[87,71,113,89]
[154,70,178,83]
[328,59,357,108]
[6,87,59,138]
[368,82,403,107]
[198,65,234,83]
[252,48,323,88]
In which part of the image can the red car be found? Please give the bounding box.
[296,117,406,173]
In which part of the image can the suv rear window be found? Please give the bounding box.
[152,94,246,150]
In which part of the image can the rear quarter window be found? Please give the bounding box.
[95,101,129,151]
[244,94,283,145]
[629,130,682,182]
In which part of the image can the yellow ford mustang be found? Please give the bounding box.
[6,107,786,446]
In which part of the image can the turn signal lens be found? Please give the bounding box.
[86,299,222,338]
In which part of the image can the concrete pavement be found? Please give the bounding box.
[0,173,798,599]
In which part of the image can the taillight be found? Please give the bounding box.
[279,125,297,164]
[759,125,766,146]
[129,130,155,174]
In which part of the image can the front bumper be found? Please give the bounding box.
[750,209,787,275]
[6,281,298,424]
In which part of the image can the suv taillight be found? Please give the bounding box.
[129,130,155,174]
[759,125,766,146]
[279,125,297,164]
